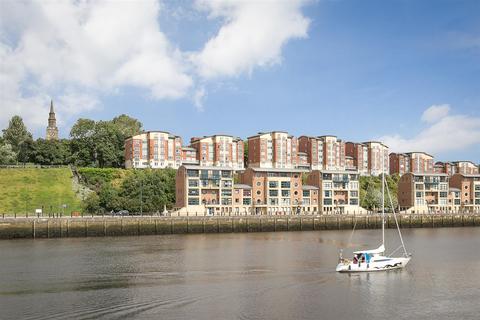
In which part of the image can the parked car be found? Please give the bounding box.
[110,210,130,216]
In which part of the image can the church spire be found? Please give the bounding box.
[46,99,59,141]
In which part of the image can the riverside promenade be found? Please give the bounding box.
[1,214,479,239]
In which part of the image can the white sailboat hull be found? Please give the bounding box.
[336,256,411,273]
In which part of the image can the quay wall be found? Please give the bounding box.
[0,214,479,240]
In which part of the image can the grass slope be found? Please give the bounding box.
[0,168,81,215]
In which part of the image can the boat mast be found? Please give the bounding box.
[381,155,385,247]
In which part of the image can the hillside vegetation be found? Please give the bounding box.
[0,168,81,214]
[78,168,176,214]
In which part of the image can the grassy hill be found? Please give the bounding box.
[0,167,81,215]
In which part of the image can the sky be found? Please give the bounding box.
[0,0,479,163]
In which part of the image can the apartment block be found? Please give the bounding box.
[298,136,324,170]
[408,152,434,174]
[363,141,389,176]
[298,135,345,171]
[449,173,480,211]
[190,135,244,170]
[453,161,479,175]
[176,165,252,215]
[247,132,298,169]
[306,170,364,214]
[434,161,456,175]
[398,173,451,213]
[389,152,434,175]
[345,142,368,175]
[125,131,183,169]
[389,153,411,175]
[238,167,311,215]
[181,147,198,164]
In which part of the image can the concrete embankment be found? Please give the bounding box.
[0,214,479,240]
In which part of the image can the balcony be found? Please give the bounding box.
[332,175,349,183]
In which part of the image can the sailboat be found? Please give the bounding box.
[336,163,411,273]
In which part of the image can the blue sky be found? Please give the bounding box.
[1,0,479,162]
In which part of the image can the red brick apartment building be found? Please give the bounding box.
[298,135,345,171]
[389,152,434,175]
[190,135,244,170]
[248,132,298,169]
[125,131,185,169]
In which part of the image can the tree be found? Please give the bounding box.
[112,114,142,138]
[82,192,101,214]
[70,115,142,168]
[33,139,70,165]
[0,143,16,165]
[94,121,124,168]
[17,139,36,164]
[70,118,96,166]
[2,116,33,162]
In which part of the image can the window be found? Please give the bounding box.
[303,190,310,197]
[188,180,199,187]
[256,190,261,195]
[324,199,332,205]
[188,189,199,196]
[350,199,358,205]
[282,190,290,197]
[281,181,290,188]
[350,191,358,197]
[188,198,199,205]
[269,198,279,205]
[269,190,278,197]
[257,181,262,186]
[222,190,232,196]
[324,190,331,198]
[416,192,423,198]
[294,191,298,196]
[440,192,448,198]
[269,181,278,188]
[243,198,251,205]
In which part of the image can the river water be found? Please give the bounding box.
[0,228,479,320]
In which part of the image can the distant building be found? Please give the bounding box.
[247,132,299,169]
[345,142,369,175]
[306,170,363,214]
[453,161,479,175]
[46,100,59,141]
[298,135,345,171]
[124,131,183,169]
[389,152,434,175]
[363,141,389,176]
[398,173,452,213]
[449,173,480,211]
[190,135,244,170]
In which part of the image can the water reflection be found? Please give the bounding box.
[0,228,479,320]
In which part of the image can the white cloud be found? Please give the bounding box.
[191,0,310,79]
[0,0,192,132]
[380,105,480,155]
[0,0,311,134]
[193,87,206,111]
[421,104,451,123]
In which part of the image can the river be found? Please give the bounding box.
[0,227,479,319]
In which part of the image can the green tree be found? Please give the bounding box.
[70,118,96,166]
[111,114,143,137]
[17,139,35,164]
[0,143,17,164]
[70,115,142,168]
[94,121,124,168]
[2,116,33,162]
[82,192,101,214]
[33,139,70,165]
